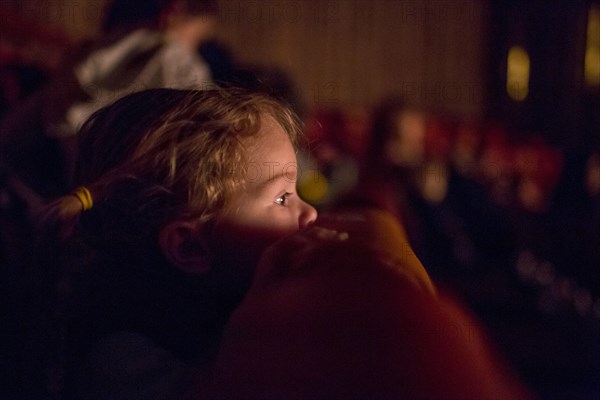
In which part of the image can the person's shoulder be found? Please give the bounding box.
[207,209,532,399]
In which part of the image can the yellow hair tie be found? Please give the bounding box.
[73,186,93,211]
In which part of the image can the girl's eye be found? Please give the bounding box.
[275,192,293,206]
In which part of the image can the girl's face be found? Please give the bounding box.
[210,117,318,275]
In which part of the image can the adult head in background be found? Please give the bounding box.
[367,96,427,176]
[352,96,427,215]
[40,88,316,398]
[102,0,219,49]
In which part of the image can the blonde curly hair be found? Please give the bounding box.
[43,87,301,244]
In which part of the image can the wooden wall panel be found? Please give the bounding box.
[1,0,488,117]
[215,0,489,118]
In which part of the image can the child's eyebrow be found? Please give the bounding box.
[257,172,296,190]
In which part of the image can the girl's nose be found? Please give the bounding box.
[298,201,318,229]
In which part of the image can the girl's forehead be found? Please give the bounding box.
[259,114,285,135]
[244,127,295,170]
[244,117,290,150]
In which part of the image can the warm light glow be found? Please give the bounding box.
[585,6,600,87]
[507,46,530,101]
[298,170,329,204]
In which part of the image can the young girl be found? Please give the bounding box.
[39,87,317,399]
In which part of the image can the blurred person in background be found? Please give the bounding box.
[358,97,460,278]
[359,96,518,310]
[360,97,427,213]
[0,0,218,201]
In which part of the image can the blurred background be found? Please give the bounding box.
[1,0,599,398]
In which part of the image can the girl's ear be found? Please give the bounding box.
[159,221,211,275]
